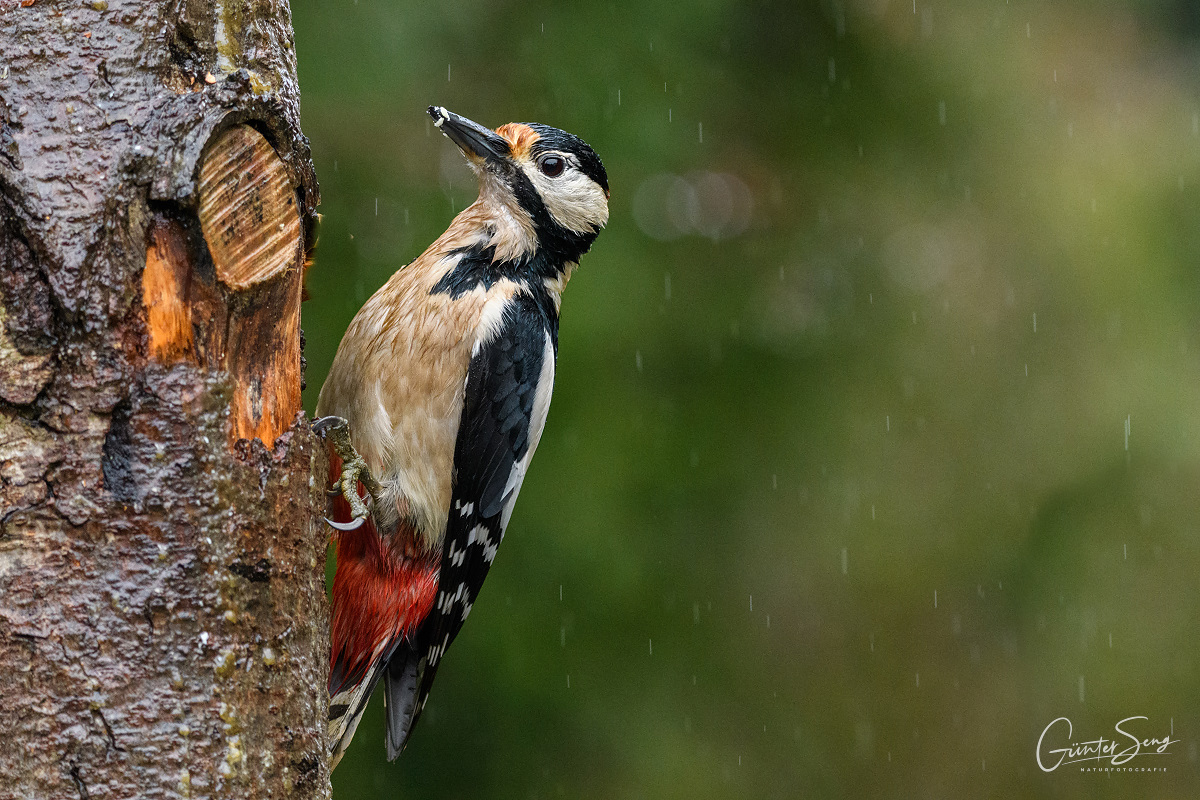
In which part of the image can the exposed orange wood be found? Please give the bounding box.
[142,217,196,363]
[224,264,303,448]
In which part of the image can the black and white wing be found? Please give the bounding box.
[383,291,557,758]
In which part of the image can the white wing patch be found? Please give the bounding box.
[475,293,510,354]
[498,331,556,532]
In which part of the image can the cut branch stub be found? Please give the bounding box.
[198,125,304,449]
[140,124,304,450]
[198,125,303,290]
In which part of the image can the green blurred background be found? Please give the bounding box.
[293,1,1200,796]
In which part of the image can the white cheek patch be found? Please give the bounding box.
[524,165,609,234]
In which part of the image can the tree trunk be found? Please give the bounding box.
[0,0,329,797]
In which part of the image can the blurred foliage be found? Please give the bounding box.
[293,0,1200,796]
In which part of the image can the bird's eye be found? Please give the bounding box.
[538,155,565,178]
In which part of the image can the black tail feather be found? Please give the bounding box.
[383,641,425,760]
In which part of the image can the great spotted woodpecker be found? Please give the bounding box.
[313,106,609,768]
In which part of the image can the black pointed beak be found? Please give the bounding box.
[428,106,511,162]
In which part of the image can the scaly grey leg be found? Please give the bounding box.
[312,416,384,531]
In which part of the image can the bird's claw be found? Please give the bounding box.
[313,416,383,531]
[324,516,367,531]
[310,415,343,440]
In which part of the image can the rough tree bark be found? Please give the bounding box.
[0,0,330,797]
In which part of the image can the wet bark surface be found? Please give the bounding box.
[0,0,329,797]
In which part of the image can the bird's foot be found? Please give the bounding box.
[312,416,384,531]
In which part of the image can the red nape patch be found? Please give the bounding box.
[326,454,439,695]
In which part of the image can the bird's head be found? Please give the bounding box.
[429,106,609,264]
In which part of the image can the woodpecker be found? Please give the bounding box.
[313,106,608,769]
